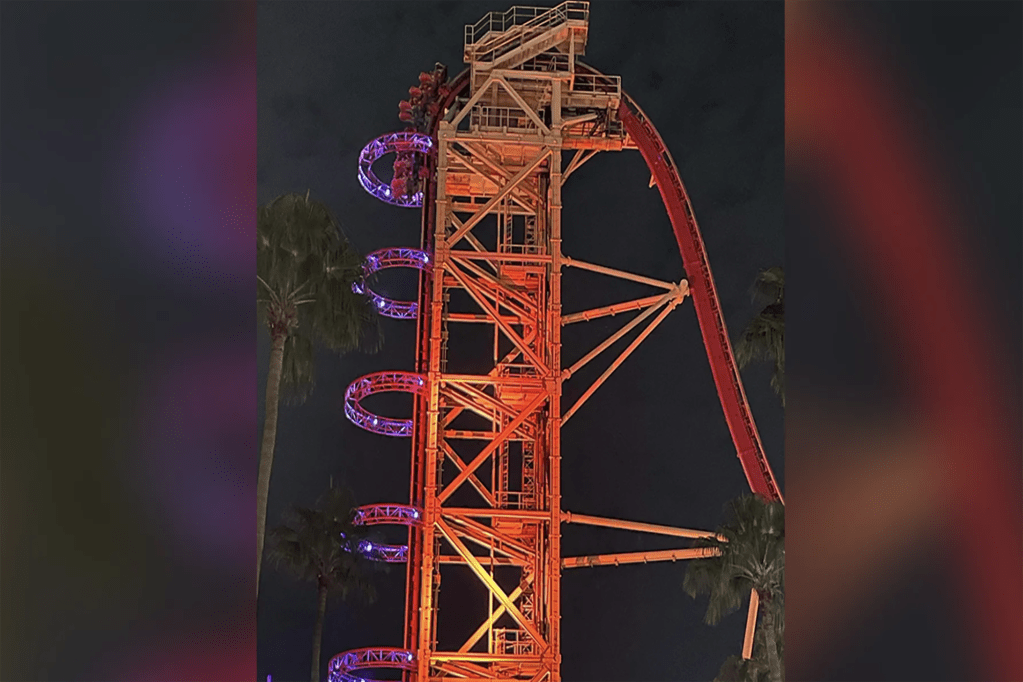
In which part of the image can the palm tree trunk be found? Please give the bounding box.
[257,333,286,596]
[760,598,783,682]
[311,582,328,682]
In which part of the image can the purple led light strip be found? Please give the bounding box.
[357,132,433,208]
[328,647,416,682]
[352,247,431,319]
[343,371,426,437]
[345,503,422,564]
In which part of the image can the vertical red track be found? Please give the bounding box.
[404,69,472,666]
[617,94,784,503]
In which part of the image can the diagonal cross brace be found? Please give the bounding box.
[436,518,546,645]
[448,74,497,129]
[445,383,537,438]
[446,264,549,373]
[458,582,528,653]
[438,390,548,504]
[458,140,542,205]
[494,75,551,136]
[449,250,539,316]
[445,514,535,559]
[441,442,497,508]
[446,148,551,247]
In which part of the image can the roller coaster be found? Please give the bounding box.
[334,4,781,681]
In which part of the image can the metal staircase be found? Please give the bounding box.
[464,1,589,71]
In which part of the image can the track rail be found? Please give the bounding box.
[346,504,423,564]
[328,647,416,682]
[334,25,783,679]
[353,247,432,319]
[613,85,783,503]
[344,371,426,438]
[357,132,433,207]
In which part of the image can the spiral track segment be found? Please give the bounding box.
[328,647,416,682]
[343,371,426,437]
[352,247,432,319]
[357,132,433,208]
[346,504,423,563]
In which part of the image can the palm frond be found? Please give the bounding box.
[267,480,377,604]
[750,267,784,305]
[735,267,785,404]
[258,191,383,398]
[280,332,316,405]
[714,653,770,682]
[683,494,785,628]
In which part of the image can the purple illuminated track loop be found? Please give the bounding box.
[352,247,432,319]
[349,504,422,563]
[344,371,426,437]
[328,647,415,682]
[357,132,433,207]
[336,75,460,680]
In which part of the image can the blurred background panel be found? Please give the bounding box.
[786,2,1022,681]
[5,1,1020,680]
[1,1,255,680]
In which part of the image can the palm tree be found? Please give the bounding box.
[714,653,767,682]
[684,495,785,682]
[734,267,784,405]
[257,191,379,595]
[267,482,377,682]
[713,611,783,682]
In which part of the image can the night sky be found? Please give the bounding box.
[257,2,783,681]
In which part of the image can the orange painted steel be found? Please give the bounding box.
[561,511,723,540]
[562,547,720,569]
[742,589,761,659]
[337,4,781,681]
[612,85,783,504]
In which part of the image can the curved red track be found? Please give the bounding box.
[417,67,782,504]
[615,93,783,503]
[399,57,784,666]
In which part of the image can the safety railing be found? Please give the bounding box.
[497,490,535,510]
[465,1,588,62]
[465,2,587,45]
[494,628,538,655]
[498,241,546,256]
[498,363,541,378]
[470,105,539,132]
[516,52,572,73]
[572,72,621,97]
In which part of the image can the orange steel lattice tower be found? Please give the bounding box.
[334,4,782,682]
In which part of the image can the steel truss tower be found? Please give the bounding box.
[333,4,782,682]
